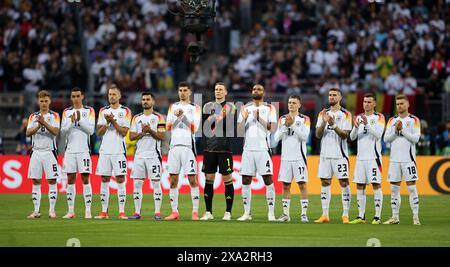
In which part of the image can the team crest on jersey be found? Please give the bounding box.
[295,121,301,127]
[46,117,51,122]
[82,112,87,118]
[150,118,156,124]
[187,109,193,114]
[370,119,375,125]
[406,121,411,128]
[336,115,342,121]
[118,112,124,118]
[260,109,266,115]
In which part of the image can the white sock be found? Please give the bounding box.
[266,183,275,215]
[242,184,251,214]
[407,185,419,217]
[391,184,401,219]
[83,183,92,213]
[300,199,308,216]
[100,182,110,213]
[117,182,126,213]
[373,188,383,218]
[67,184,76,214]
[32,184,41,213]
[341,185,351,217]
[151,180,162,214]
[191,186,200,213]
[48,183,57,213]
[282,198,290,217]
[169,188,179,213]
[321,186,331,217]
[133,179,144,214]
[356,189,366,218]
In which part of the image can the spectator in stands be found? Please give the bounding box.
[270,66,288,93]
[403,70,417,95]
[384,66,403,95]
[427,52,446,79]
[376,48,394,79]
[323,40,339,76]
[187,64,207,90]
[306,40,324,77]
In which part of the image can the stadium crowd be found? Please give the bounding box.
[0,0,449,155]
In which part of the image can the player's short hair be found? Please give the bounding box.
[289,95,301,103]
[395,94,408,102]
[108,84,121,93]
[215,82,227,90]
[253,83,265,90]
[364,92,376,101]
[328,87,341,94]
[37,90,51,99]
[142,92,155,99]
[71,87,84,95]
[178,81,191,90]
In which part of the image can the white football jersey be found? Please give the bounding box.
[166,102,201,149]
[97,105,132,154]
[130,112,166,159]
[61,106,95,153]
[349,112,385,161]
[274,114,311,162]
[237,102,277,152]
[27,110,60,151]
[384,114,421,163]
[316,108,352,159]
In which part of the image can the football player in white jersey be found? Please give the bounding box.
[237,84,278,221]
[164,82,202,220]
[95,85,132,219]
[274,95,311,223]
[383,94,421,225]
[61,87,95,219]
[26,90,61,219]
[349,93,385,225]
[128,92,166,220]
[315,88,353,224]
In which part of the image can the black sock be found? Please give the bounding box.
[204,180,214,213]
[224,181,234,213]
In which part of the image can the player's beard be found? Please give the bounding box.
[143,104,152,110]
[252,94,263,100]
[329,100,338,107]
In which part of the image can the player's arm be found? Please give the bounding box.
[129,115,143,141]
[400,117,421,144]
[332,110,352,140]
[256,105,277,132]
[78,107,95,135]
[292,116,310,142]
[60,109,73,135]
[383,117,396,143]
[315,110,327,138]
[111,108,131,137]
[26,114,41,137]
[40,113,60,136]
[96,108,107,136]
[349,115,359,141]
[190,105,202,134]
[237,106,248,133]
[365,114,385,140]
[215,103,236,124]
[273,117,288,142]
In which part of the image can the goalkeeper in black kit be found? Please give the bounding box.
[200,82,237,221]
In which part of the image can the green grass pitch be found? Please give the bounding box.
[1,194,449,247]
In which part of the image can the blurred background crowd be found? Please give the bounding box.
[0,0,449,156]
